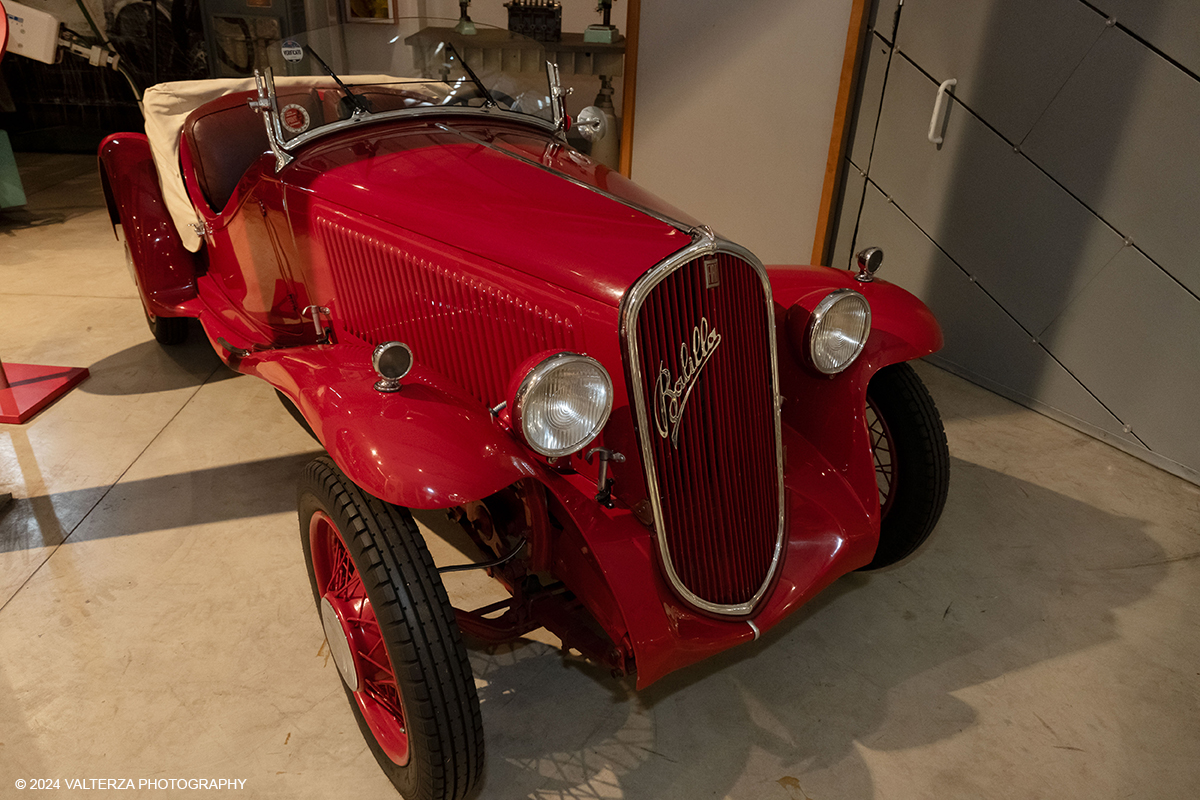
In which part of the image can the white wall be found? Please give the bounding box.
[631,0,852,265]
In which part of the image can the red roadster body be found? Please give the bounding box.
[97,22,948,800]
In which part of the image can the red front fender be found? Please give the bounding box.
[237,343,537,508]
[768,264,944,517]
[768,264,943,368]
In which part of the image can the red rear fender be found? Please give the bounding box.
[98,133,198,317]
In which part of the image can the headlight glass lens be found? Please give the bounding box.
[807,289,871,374]
[515,353,613,457]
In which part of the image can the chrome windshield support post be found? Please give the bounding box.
[303,305,331,344]
[546,60,572,135]
[249,68,294,172]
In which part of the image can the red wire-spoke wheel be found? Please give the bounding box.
[298,457,484,800]
[309,509,410,765]
[859,363,951,570]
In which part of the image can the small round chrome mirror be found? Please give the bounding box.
[372,342,413,393]
[576,106,608,143]
[855,247,884,282]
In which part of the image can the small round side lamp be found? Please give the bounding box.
[372,342,413,392]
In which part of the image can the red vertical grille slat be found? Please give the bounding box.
[631,252,780,610]
[319,218,577,405]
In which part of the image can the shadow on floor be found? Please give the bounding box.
[0,434,1172,796]
[0,207,75,233]
[77,329,232,396]
[1,152,103,232]
[468,457,1166,799]
[0,452,322,553]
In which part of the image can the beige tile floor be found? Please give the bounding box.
[1,153,1198,800]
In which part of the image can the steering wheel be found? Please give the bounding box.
[214,17,254,75]
[441,87,517,109]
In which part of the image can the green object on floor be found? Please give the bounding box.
[0,130,28,208]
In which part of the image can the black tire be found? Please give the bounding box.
[275,390,320,443]
[298,457,484,800]
[146,311,188,345]
[122,238,188,345]
[860,362,950,570]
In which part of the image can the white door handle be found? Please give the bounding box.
[927,78,958,144]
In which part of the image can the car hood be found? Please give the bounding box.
[282,119,701,306]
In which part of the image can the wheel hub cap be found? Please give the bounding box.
[320,594,361,692]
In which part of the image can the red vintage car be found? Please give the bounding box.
[98,20,949,800]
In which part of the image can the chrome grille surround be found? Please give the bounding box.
[620,230,785,616]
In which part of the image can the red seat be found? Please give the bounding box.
[179,83,428,212]
[182,88,323,212]
[182,91,270,213]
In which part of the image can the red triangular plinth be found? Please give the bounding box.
[0,362,90,424]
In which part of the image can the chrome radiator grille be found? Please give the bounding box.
[624,245,784,614]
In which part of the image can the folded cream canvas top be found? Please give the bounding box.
[142,75,402,252]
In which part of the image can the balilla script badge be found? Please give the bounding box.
[654,317,722,448]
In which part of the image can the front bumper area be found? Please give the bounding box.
[546,419,878,689]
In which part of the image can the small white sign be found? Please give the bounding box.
[281,40,304,63]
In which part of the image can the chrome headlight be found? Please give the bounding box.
[806,289,871,374]
[513,353,613,457]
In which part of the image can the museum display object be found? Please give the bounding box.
[97,20,950,799]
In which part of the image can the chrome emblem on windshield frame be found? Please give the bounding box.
[654,317,722,449]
